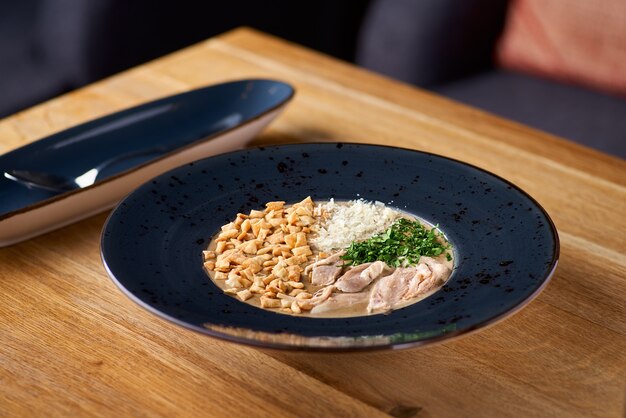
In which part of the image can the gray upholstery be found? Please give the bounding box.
[433,71,626,159]
[356,0,625,159]
[356,0,507,86]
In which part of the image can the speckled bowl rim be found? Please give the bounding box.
[101,143,560,352]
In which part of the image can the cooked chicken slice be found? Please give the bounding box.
[416,257,451,294]
[279,285,336,310]
[304,250,345,275]
[367,268,416,313]
[296,285,336,310]
[405,263,433,298]
[369,258,451,312]
[421,256,451,279]
[311,265,342,286]
[333,263,370,292]
[310,292,370,315]
[336,261,390,293]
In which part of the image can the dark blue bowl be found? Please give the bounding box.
[101,143,559,351]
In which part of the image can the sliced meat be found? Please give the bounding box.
[421,257,451,280]
[304,250,345,275]
[406,263,433,298]
[368,258,452,312]
[416,257,451,294]
[335,261,390,293]
[333,263,370,292]
[367,268,416,313]
[310,292,370,315]
[298,285,335,310]
[283,285,336,311]
[311,265,342,286]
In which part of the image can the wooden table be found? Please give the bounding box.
[1,28,624,417]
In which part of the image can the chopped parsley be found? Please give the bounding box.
[341,218,451,267]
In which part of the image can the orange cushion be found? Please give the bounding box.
[496,0,626,95]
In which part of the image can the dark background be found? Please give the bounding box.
[1,0,624,158]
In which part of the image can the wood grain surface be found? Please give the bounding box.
[1,28,624,417]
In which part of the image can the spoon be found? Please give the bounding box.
[4,146,168,193]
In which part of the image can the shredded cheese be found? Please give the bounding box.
[311,199,400,251]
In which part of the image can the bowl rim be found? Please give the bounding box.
[100,142,560,352]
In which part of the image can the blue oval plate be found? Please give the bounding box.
[101,143,559,352]
[0,79,294,246]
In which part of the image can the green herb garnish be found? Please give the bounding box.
[341,218,450,267]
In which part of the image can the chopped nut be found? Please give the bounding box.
[291,245,312,257]
[256,245,273,255]
[287,265,303,281]
[289,288,304,297]
[249,285,265,294]
[295,206,312,217]
[215,257,230,270]
[240,240,259,255]
[268,217,286,227]
[221,222,237,231]
[260,297,281,308]
[298,302,313,311]
[228,251,247,265]
[294,232,307,247]
[287,225,301,234]
[265,201,285,211]
[226,270,241,285]
[262,275,276,285]
[273,266,288,279]
[287,211,299,225]
[291,301,301,314]
[237,289,252,301]
[285,255,307,266]
[284,233,297,248]
[299,216,315,226]
[264,209,276,220]
[217,229,239,241]
[240,268,254,281]
[215,241,227,254]
[247,261,262,274]
[257,228,269,241]
[272,245,290,257]
[249,209,264,218]
[287,281,304,289]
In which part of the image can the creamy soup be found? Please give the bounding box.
[202,197,453,318]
